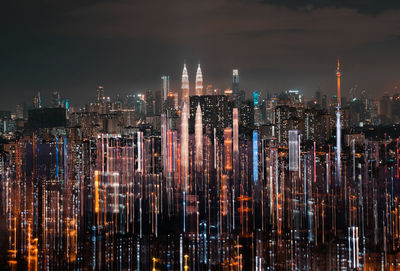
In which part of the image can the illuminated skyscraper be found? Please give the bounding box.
[181,102,189,192]
[195,64,203,96]
[232,69,240,105]
[195,104,203,174]
[253,91,259,107]
[253,91,261,125]
[16,104,23,119]
[161,75,170,101]
[182,63,189,108]
[52,91,60,108]
[33,92,42,109]
[97,85,104,103]
[232,69,239,95]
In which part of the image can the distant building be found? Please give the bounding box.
[33,92,42,109]
[240,101,254,137]
[161,75,170,101]
[232,69,239,104]
[52,91,61,108]
[379,94,392,124]
[195,64,203,96]
[189,95,233,137]
[0,111,13,134]
[16,104,24,119]
[28,108,67,129]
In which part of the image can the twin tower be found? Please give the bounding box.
[181,63,203,106]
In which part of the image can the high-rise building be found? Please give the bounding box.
[97,85,104,103]
[205,85,213,95]
[232,69,240,105]
[52,91,61,108]
[189,95,233,136]
[153,89,161,115]
[232,69,239,95]
[0,111,11,133]
[16,104,23,119]
[254,91,261,126]
[181,63,189,109]
[195,64,203,96]
[321,95,327,110]
[379,94,392,123]
[161,75,170,101]
[33,92,42,109]
[315,91,321,105]
[145,90,155,116]
[240,101,254,137]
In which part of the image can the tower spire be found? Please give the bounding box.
[181,62,189,108]
[336,58,341,108]
[195,63,203,96]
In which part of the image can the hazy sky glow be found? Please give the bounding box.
[1,0,400,109]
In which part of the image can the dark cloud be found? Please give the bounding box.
[258,0,400,14]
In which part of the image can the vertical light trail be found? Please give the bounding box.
[64,136,67,185]
[253,130,258,183]
[336,107,341,187]
[233,108,239,181]
[95,171,99,214]
[173,131,176,173]
[224,128,232,171]
[137,132,142,173]
[162,113,168,176]
[314,141,316,183]
[213,128,217,170]
[181,102,189,193]
[289,130,299,172]
[335,59,342,187]
[168,130,173,173]
[195,104,203,173]
[56,137,59,180]
[328,145,331,188]
[233,108,239,231]
[397,138,399,179]
[336,59,341,107]
[352,139,356,182]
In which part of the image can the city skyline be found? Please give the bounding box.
[2,1,400,270]
[3,60,400,113]
[1,57,400,269]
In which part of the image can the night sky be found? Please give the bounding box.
[1,0,400,110]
